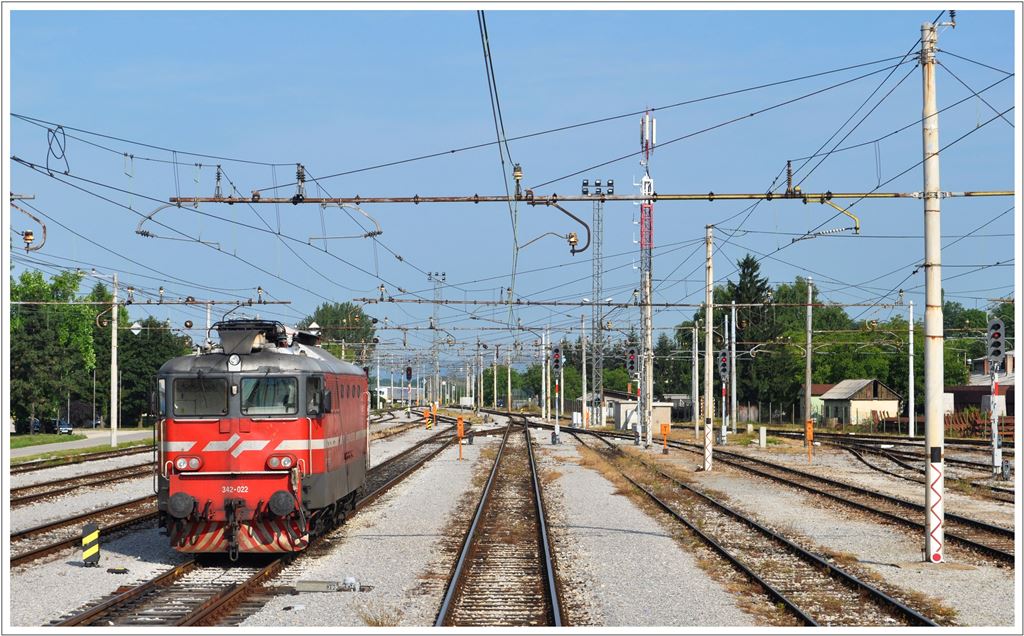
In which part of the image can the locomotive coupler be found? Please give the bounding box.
[224,498,245,561]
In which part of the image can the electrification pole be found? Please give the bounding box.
[506,348,512,415]
[692,324,699,438]
[110,272,119,447]
[909,301,915,438]
[639,112,656,449]
[590,192,604,431]
[921,18,949,564]
[703,226,713,471]
[581,314,588,428]
[730,300,737,434]
[804,276,813,435]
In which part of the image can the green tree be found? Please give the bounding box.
[10,270,96,420]
[118,317,191,425]
[302,302,377,363]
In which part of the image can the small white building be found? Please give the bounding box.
[820,379,901,427]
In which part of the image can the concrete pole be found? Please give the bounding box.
[559,362,565,423]
[545,329,552,421]
[722,313,729,440]
[110,272,119,447]
[375,352,381,409]
[921,21,945,564]
[205,301,212,349]
[506,349,512,415]
[541,334,547,420]
[581,314,588,428]
[492,352,497,409]
[804,276,813,438]
[909,301,915,438]
[730,301,737,434]
[692,325,699,438]
[703,225,714,470]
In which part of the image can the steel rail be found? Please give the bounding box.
[579,433,937,626]
[528,422,1014,563]
[11,464,154,506]
[11,444,153,475]
[523,418,564,626]
[12,510,158,568]
[435,423,513,626]
[11,494,156,542]
[52,425,462,626]
[56,561,198,626]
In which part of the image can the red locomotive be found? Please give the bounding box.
[155,319,368,559]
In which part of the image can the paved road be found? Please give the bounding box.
[10,429,153,458]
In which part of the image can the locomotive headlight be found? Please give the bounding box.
[175,457,189,471]
[188,457,201,470]
[228,354,241,368]
[267,455,295,470]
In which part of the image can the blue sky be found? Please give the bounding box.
[7,8,1017,372]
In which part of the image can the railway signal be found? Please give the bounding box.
[625,347,638,375]
[551,346,562,371]
[406,366,413,381]
[717,350,729,381]
[987,318,1006,370]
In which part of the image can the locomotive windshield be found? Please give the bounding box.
[241,377,298,416]
[173,378,229,417]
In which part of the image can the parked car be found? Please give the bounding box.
[16,417,42,434]
[57,419,74,435]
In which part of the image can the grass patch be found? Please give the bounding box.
[10,433,87,448]
[11,438,154,465]
[356,603,404,627]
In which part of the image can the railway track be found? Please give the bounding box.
[574,433,937,627]
[766,428,1015,452]
[11,496,158,567]
[52,424,462,627]
[11,444,154,475]
[435,422,562,627]
[529,422,1015,564]
[11,464,154,508]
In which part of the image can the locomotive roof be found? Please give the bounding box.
[158,342,365,377]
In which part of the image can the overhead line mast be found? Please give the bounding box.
[638,110,656,448]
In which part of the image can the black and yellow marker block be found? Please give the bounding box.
[82,523,100,567]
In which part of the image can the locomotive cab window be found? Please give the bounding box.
[241,377,298,416]
[306,376,324,415]
[173,378,229,417]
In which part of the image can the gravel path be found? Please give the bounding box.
[532,430,755,627]
[241,435,498,627]
[678,456,1015,627]
[11,453,153,489]
[10,477,154,534]
[9,527,190,627]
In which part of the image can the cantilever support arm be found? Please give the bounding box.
[543,202,591,255]
[309,203,384,242]
[821,199,861,234]
[10,202,47,252]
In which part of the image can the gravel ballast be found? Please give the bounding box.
[532,430,755,627]
[10,477,154,534]
[676,454,1015,626]
[241,435,498,627]
[9,527,190,626]
[11,453,153,489]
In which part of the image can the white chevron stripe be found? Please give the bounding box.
[230,439,269,457]
[203,433,239,452]
[162,441,196,452]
